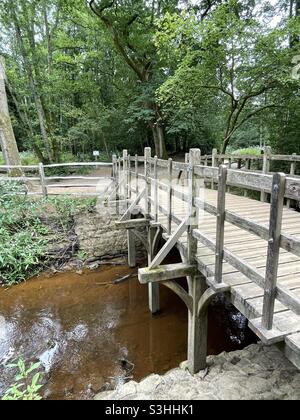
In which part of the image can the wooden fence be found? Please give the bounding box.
[0,161,113,197]
[113,148,300,339]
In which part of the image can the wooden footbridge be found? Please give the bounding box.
[108,147,300,374]
[2,148,300,374]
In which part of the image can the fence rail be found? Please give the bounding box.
[111,147,300,339]
[0,161,113,197]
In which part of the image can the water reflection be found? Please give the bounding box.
[0,264,256,400]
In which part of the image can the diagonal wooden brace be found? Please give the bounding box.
[149,217,189,270]
[120,188,146,221]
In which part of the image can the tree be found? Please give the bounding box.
[88,0,172,158]
[157,0,299,153]
[0,56,22,172]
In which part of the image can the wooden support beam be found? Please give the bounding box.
[120,188,146,221]
[147,225,160,314]
[262,173,286,330]
[127,229,136,268]
[139,263,197,284]
[115,218,149,229]
[188,275,208,374]
[149,217,189,270]
[250,314,300,345]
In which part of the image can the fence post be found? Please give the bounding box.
[167,158,173,236]
[112,154,119,215]
[128,154,132,200]
[261,146,271,202]
[186,149,206,374]
[144,147,151,217]
[145,148,160,313]
[135,154,139,196]
[39,163,47,198]
[211,148,218,190]
[123,150,128,205]
[215,165,227,284]
[262,173,286,330]
[187,149,201,263]
[154,156,158,222]
[184,153,189,186]
[287,153,296,209]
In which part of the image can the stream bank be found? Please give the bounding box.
[95,343,300,400]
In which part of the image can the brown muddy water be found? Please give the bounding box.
[0,263,256,400]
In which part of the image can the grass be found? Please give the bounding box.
[0,181,96,286]
[230,146,262,156]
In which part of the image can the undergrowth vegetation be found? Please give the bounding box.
[0,181,96,286]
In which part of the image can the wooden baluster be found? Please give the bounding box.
[39,163,48,198]
[211,148,217,190]
[135,154,139,196]
[215,165,227,284]
[287,153,296,209]
[112,154,118,215]
[261,146,271,202]
[144,147,151,216]
[262,173,286,330]
[244,159,250,197]
[123,150,128,205]
[128,154,132,200]
[154,156,158,223]
[187,149,201,263]
[167,158,173,235]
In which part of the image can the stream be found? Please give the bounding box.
[0,263,256,400]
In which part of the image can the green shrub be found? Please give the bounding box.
[1,359,43,401]
[0,181,96,285]
[230,146,262,156]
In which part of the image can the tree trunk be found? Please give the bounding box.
[12,13,53,163]
[0,56,22,175]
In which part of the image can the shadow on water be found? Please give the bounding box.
[0,254,257,400]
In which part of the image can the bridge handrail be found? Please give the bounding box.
[114,148,300,336]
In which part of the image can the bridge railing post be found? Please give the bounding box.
[144,147,160,313]
[154,156,158,222]
[215,165,227,284]
[144,147,151,217]
[187,148,209,374]
[128,154,132,201]
[261,146,271,202]
[287,153,296,209]
[187,149,201,263]
[167,158,173,236]
[211,148,218,190]
[262,172,286,330]
[123,150,128,204]
[112,154,119,215]
[39,162,48,198]
[135,154,139,196]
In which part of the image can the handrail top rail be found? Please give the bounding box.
[0,161,112,170]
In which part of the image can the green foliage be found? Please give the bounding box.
[231,147,262,156]
[0,181,96,285]
[0,0,299,158]
[1,359,43,401]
